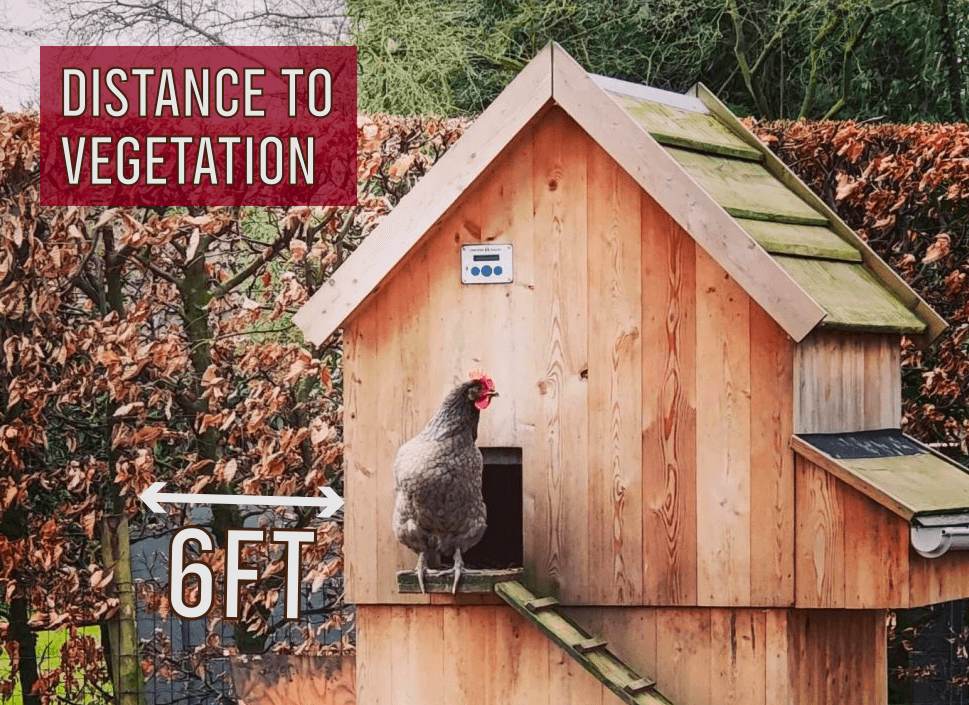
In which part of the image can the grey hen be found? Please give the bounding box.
[392,371,497,593]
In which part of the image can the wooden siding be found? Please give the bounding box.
[357,605,888,705]
[795,456,969,608]
[794,330,901,433]
[343,108,795,607]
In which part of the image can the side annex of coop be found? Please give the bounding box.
[294,43,969,704]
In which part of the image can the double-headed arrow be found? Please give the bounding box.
[139,482,345,518]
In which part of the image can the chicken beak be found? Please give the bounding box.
[489,391,499,398]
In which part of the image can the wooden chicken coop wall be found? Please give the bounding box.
[796,456,969,608]
[355,604,887,705]
[342,106,798,607]
[793,330,901,433]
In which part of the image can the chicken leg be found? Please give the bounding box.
[447,548,464,594]
[414,551,428,594]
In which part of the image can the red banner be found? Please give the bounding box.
[40,46,356,206]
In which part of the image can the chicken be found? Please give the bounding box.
[392,371,498,593]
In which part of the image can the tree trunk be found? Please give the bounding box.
[937,0,966,122]
[8,596,40,705]
[100,234,145,705]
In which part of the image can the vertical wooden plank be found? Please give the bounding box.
[443,606,496,705]
[587,141,643,605]
[495,605,551,705]
[655,609,711,705]
[342,318,375,603]
[695,249,751,606]
[530,108,589,600]
[842,487,909,608]
[355,606,392,705]
[710,610,766,705]
[749,303,795,606]
[642,198,697,606]
[375,254,430,605]
[864,334,902,429]
[764,610,792,705]
[594,607,658,680]
[873,610,889,704]
[794,457,845,607]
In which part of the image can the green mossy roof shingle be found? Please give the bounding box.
[608,85,927,335]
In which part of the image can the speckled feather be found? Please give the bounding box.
[392,379,489,569]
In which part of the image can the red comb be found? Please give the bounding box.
[469,369,495,392]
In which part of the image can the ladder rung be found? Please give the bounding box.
[573,636,608,653]
[623,677,656,695]
[525,596,559,612]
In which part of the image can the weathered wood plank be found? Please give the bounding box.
[397,568,524,593]
[375,254,429,605]
[749,303,795,606]
[642,199,698,606]
[588,140,643,604]
[443,606,497,704]
[667,147,828,226]
[737,219,862,261]
[355,606,392,705]
[777,256,927,334]
[696,249,751,606]
[794,457,845,607]
[711,610,767,705]
[655,609,711,705]
[842,488,909,608]
[795,331,902,434]
[610,92,762,161]
[342,319,375,603]
[863,335,901,429]
[764,610,792,705]
[910,549,969,606]
[530,108,590,600]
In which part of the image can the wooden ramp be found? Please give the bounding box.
[494,581,674,705]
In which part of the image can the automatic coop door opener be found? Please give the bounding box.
[461,244,513,284]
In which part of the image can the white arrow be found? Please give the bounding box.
[139,482,345,518]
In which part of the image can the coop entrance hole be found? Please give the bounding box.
[463,447,523,570]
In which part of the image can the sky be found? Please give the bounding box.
[1,0,44,109]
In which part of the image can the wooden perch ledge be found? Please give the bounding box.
[396,568,524,593]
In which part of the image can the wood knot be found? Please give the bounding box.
[580,367,589,380]
[548,179,558,191]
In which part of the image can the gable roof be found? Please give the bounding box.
[293,43,945,346]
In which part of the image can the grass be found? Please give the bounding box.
[0,626,109,704]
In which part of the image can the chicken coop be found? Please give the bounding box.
[294,43,969,704]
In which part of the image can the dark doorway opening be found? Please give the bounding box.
[463,447,523,570]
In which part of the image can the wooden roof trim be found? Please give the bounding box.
[590,73,709,114]
[552,44,825,341]
[292,45,555,344]
[790,435,915,521]
[690,83,947,347]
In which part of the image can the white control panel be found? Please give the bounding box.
[461,244,513,284]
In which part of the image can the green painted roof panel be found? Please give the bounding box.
[776,256,926,333]
[738,219,863,262]
[611,92,763,161]
[667,147,829,226]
